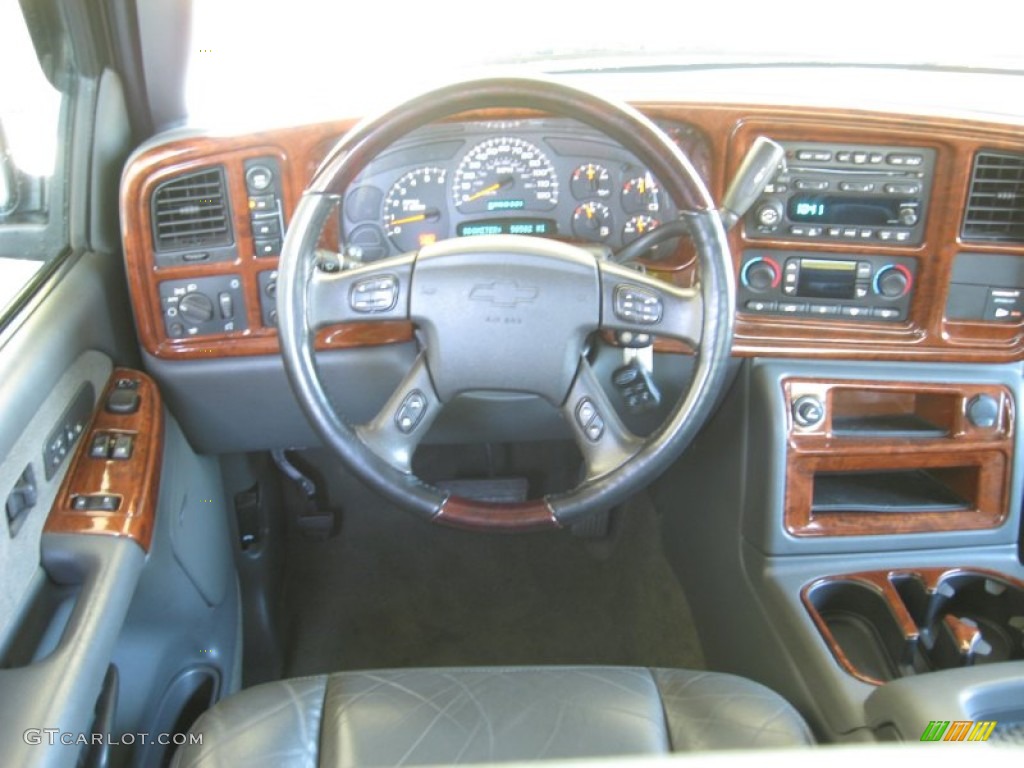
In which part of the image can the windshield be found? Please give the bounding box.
[187,0,1024,128]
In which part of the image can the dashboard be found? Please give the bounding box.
[120,101,1024,365]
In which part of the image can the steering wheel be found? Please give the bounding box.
[277,78,734,531]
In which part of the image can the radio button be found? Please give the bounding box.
[807,227,824,237]
[745,300,777,312]
[836,151,852,163]
[859,229,874,239]
[841,306,872,318]
[840,181,875,192]
[789,225,807,236]
[870,153,885,164]
[827,226,843,237]
[885,182,921,195]
[795,180,829,191]
[873,307,902,320]
[878,230,894,241]
[894,231,911,242]
[855,286,870,299]
[852,152,868,164]
[797,150,832,161]
[778,302,808,314]
[856,262,872,278]
[842,228,859,238]
[887,153,924,166]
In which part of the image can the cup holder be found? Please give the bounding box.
[804,568,1024,684]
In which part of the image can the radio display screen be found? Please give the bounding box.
[788,196,901,226]
[797,258,858,299]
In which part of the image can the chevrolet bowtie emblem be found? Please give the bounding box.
[469,280,538,308]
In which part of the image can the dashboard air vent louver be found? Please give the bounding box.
[151,167,232,251]
[962,151,1024,244]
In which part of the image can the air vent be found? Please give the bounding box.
[151,167,233,252]
[962,151,1024,244]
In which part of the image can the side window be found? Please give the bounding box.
[0,3,68,322]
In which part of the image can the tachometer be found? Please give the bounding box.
[383,167,447,252]
[452,137,558,214]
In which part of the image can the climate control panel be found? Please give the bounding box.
[739,251,915,322]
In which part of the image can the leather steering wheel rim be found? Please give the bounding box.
[277,77,735,531]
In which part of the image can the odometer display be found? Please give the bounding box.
[452,137,559,214]
[457,218,556,237]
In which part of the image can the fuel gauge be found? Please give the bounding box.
[572,201,612,242]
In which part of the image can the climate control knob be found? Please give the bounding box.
[873,265,912,299]
[178,292,215,324]
[741,257,781,292]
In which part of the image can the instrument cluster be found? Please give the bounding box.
[340,118,710,262]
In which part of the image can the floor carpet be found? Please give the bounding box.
[281,451,704,676]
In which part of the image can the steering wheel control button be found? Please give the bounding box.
[395,391,428,434]
[351,275,399,313]
[792,395,825,429]
[613,363,662,414]
[614,285,663,325]
[575,398,605,442]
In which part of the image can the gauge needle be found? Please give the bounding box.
[389,208,440,227]
[464,176,513,203]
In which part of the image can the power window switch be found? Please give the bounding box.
[90,433,111,459]
[111,435,134,460]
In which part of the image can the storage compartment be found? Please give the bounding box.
[831,389,956,438]
[804,569,1024,685]
[812,468,974,515]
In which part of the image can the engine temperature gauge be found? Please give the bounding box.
[572,201,612,242]
[622,171,660,214]
[571,163,611,200]
[623,215,660,245]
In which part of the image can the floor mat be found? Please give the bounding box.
[281,463,704,676]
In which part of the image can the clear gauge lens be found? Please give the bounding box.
[452,137,558,214]
[571,163,611,199]
[383,167,447,251]
[622,171,661,214]
[572,201,612,242]
[623,215,660,245]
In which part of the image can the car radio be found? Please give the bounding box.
[738,251,916,322]
[745,141,936,246]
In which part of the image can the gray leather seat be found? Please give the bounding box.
[173,666,812,767]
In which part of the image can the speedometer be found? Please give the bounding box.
[452,137,559,214]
